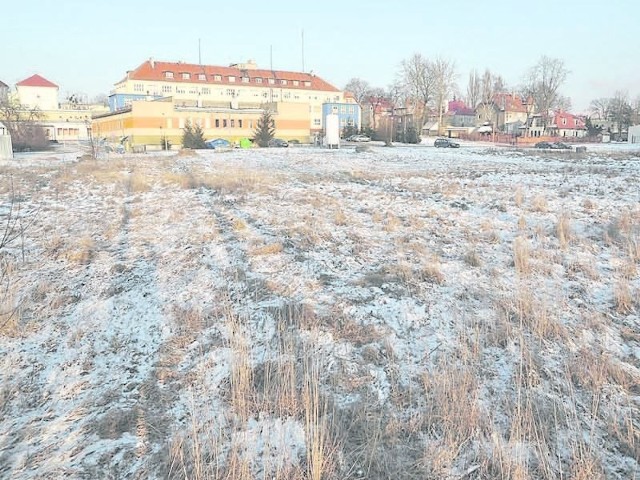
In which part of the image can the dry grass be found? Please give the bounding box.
[557,212,572,248]
[531,194,548,212]
[513,236,531,275]
[514,186,524,207]
[613,279,634,314]
[64,235,95,265]
[463,249,481,268]
[250,242,284,256]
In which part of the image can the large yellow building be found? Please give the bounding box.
[92,97,311,149]
[109,59,345,134]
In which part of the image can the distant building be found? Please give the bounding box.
[321,102,361,133]
[548,111,587,138]
[0,80,9,102]
[16,74,59,110]
[629,125,640,144]
[92,97,311,149]
[109,58,344,133]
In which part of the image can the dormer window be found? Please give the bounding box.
[181,72,190,80]
[198,73,206,81]
[228,76,236,82]
[255,77,263,84]
[293,80,299,86]
[304,81,311,87]
[281,79,287,85]
[562,118,567,125]
[268,78,275,85]
[164,71,174,79]
[214,74,221,81]
[242,77,249,83]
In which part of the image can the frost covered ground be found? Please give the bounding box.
[0,144,639,479]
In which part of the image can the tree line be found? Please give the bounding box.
[346,54,639,136]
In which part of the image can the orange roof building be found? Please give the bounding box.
[110,58,345,132]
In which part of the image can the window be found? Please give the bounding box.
[239,119,243,128]
[242,77,249,83]
[226,88,236,96]
[313,118,321,126]
[215,119,220,128]
[230,119,235,128]
[189,88,197,94]
[162,85,173,93]
[293,80,299,86]
[198,73,206,81]
[228,76,236,82]
[268,78,275,85]
[176,87,185,94]
[202,87,210,94]
[134,83,144,92]
[562,118,567,125]
[255,77,263,84]
[164,71,174,79]
[214,74,222,81]
[283,92,291,99]
[281,79,287,85]
[223,119,228,127]
[182,72,190,80]
[304,81,311,87]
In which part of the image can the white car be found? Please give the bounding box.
[349,134,371,142]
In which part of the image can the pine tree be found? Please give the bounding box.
[182,120,207,149]
[254,109,275,147]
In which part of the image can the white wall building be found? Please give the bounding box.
[16,74,59,111]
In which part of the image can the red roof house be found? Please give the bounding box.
[16,74,59,89]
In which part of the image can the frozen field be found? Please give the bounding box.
[0,144,639,479]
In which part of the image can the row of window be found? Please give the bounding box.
[331,105,357,114]
[162,71,311,87]
[132,84,335,102]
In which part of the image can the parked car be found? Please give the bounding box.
[348,134,371,142]
[268,138,289,148]
[534,141,554,149]
[434,138,460,148]
[551,142,572,150]
[205,138,231,149]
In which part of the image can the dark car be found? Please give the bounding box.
[551,142,572,150]
[535,141,554,149]
[268,138,289,148]
[434,138,460,148]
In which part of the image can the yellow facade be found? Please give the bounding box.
[92,98,311,148]
[112,60,344,132]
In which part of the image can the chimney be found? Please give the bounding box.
[150,57,155,69]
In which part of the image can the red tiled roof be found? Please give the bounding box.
[448,99,474,116]
[492,93,526,113]
[552,111,586,130]
[16,74,58,88]
[122,60,340,93]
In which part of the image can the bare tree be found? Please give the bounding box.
[430,58,457,135]
[366,87,387,132]
[466,69,481,109]
[398,53,435,131]
[524,56,569,127]
[609,90,632,138]
[556,95,573,112]
[590,97,612,120]
[0,98,48,151]
[344,78,371,106]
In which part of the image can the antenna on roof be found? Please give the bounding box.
[270,45,273,71]
[301,29,305,73]
[198,38,202,65]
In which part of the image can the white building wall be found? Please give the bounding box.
[628,125,640,144]
[17,85,59,111]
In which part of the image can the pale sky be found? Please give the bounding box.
[3,0,638,113]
